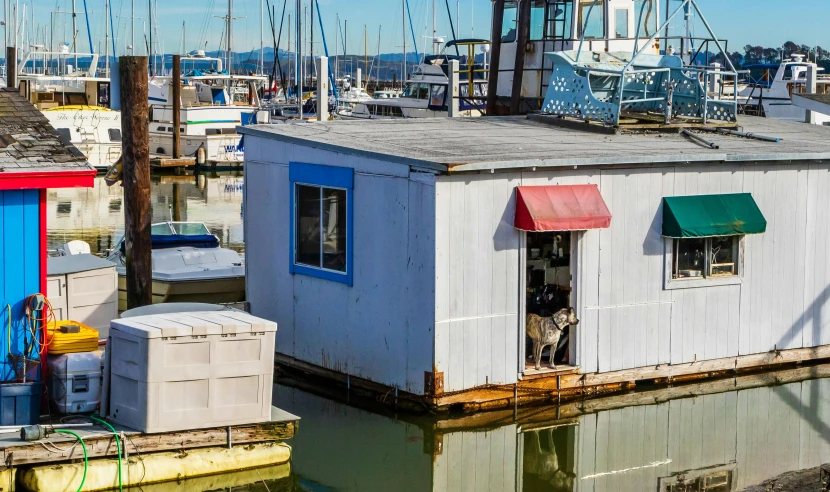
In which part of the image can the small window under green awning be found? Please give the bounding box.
[662,193,767,238]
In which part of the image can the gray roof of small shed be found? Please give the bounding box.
[0,88,92,173]
[240,115,830,173]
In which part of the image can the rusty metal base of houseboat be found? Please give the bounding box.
[275,344,830,415]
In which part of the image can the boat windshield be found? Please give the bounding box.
[150,222,211,236]
[172,223,211,236]
[402,83,430,99]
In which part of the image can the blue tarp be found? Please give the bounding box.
[120,234,220,253]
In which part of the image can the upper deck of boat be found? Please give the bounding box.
[240,115,830,173]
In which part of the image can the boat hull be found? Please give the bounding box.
[117,274,246,311]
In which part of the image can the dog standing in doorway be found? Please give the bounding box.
[526,308,580,370]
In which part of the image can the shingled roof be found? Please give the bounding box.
[0,88,94,174]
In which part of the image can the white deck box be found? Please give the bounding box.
[107,311,276,433]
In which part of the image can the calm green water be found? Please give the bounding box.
[46,174,245,255]
[45,176,830,492]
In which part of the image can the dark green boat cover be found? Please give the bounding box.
[662,193,767,238]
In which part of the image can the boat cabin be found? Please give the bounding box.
[490,0,732,113]
[242,114,830,411]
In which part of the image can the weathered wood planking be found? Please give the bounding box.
[0,420,297,466]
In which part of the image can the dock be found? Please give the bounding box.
[0,407,298,491]
[150,155,196,169]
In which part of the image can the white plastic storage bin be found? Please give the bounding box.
[48,351,103,414]
[107,311,276,433]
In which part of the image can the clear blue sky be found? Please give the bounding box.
[18,0,830,56]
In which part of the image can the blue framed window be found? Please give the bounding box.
[289,162,354,286]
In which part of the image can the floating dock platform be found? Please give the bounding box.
[1,407,298,491]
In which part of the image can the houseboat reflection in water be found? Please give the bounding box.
[275,364,830,491]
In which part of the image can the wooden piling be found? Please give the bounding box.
[6,47,16,89]
[486,0,505,116]
[510,0,531,115]
[120,56,152,309]
[172,54,182,159]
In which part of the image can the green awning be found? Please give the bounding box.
[662,193,767,238]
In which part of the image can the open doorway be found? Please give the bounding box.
[524,231,577,375]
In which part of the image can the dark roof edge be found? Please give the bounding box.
[239,125,447,174]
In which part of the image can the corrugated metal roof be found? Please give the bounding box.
[239,115,830,173]
[0,88,93,173]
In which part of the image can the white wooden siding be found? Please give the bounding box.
[245,137,436,394]
[435,162,830,389]
[434,174,522,392]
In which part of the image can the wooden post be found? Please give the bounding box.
[510,0,531,115]
[448,59,460,118]
[486,0,505,116]
[120,56,152,309]
[316,57,329,121]
[806,64,817,125]
[172,54,181,159]
[6,47,16,89]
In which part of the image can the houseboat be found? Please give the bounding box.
[241,112,830,412]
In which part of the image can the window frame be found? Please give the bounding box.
[664,236,745,290]
[289,162,354,286]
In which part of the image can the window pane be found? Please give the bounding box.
[578,0,605,39]
[549,2,573,39]
[151,223,174,235]
[634,0,657,37]
[296,185,322,268]
[529,0,546,41]
[430,85,446,106]
[710,236,738,277]
[322,188,347,272]
[502,1,518,42]
[674,238,706,279]
[108,128,122,142]
[615,9,629,38]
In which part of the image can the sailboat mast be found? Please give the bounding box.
[432,0,438,55]
[260,0,263,74]
[72,0,77,68]
[148,0,152,74]
[295,0,302,117]
[402,0,405,86]
[363,24,366,89]
[131,0,134,53]
[227,0,232,74]
[105,0,109,76]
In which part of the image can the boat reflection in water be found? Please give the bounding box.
[276,364,830,491]
[46,173,245,255]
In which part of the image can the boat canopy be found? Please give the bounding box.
[119,222,220,252]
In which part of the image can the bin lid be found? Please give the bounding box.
[110,311,277,338]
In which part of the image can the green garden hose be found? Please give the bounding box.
[54,429,87,492]
[90,415,123,491]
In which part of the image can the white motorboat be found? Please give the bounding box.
[342,63,487,119]
[106,221,246,311]
[737,55,830,125]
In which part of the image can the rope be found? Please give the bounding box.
[90,415,123,491]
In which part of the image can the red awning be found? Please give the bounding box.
[514,185,612,231]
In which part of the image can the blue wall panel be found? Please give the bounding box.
[0,190,41,382]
